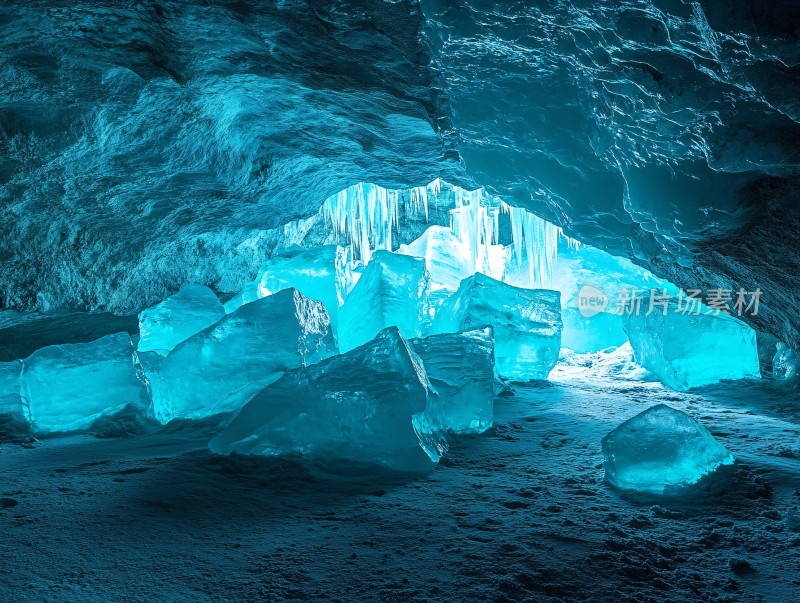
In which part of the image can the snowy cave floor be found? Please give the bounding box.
[2,367,800,602]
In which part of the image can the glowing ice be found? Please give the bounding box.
[137,284,225,356]
[430,273,561,381]
[602,404,734,494]
[223,246,350,335]
[22,333,149,433]
[145,288,336,423]
[209,327,438,473]
[0,360,23,416]
[623,301,760,390]
[408,327,494,434]
[337,250,430,352]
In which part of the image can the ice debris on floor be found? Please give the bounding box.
[22,332,149,433]
[210,327,447,473]
[137,285,225,356]
[602,404,734,495]
[623,300,761,391]
[143,288,336,423]
[430,273,562,381]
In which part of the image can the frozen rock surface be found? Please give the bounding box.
[210,327,438,473]
[602,404,734,495]
[623,302,761,391]
[146,288,335,423]
[772,342,797,381]
[137,285,225,356]
[22,333,148,433]
[408,327,494,434]
[431,273,561,381]
[338,250,430,352]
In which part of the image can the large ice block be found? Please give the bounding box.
[337,250,431,352]
[408,327,494,434]
[146,288,336,423]
[602,404,734,494]
[430,273,561,381]
[623,300,760,391]
[137,285,225,356]
[224,245,349,334]
[0,360,23,415]
[21,332,149,433]
[560,307,627,353]
[209,327,439,473]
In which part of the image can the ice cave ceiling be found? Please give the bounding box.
[0,1,799,346]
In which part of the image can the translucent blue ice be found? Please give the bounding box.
[22,333,149,433]
[0,360,23,416]
[209,327,439,473]
[137,285,225,356]
[143,288,336,423]
[623,301,760,391]
[430,273,561,381]
[602,404,734,495]
[337,250,431,352]
[224,245,350,335]
[408,327,494,435]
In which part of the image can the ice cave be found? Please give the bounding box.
[1,1,799,601]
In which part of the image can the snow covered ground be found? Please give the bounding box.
[2,349,799,602]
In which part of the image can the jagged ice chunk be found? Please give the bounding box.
[145,288,335,423]
[602,404,734,494]
[209,327,439,473]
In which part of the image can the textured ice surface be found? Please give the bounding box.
[408,327,494,434]
[209,327,438,473]
[431,273,561,381]
[623,302,761,391]
[772,342,797,381]
[602,404,734,495]
[137,285,225,356]
[338,250,430,352]
[0,360,23,416]
[21,333,148,433]
[224,245,348,334]
[145,288,335,423]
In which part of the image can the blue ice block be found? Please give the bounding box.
[337,250,431,352]
[602,404,734,494]
[430,273,561,381]
[137,285,225,356]
[145,288,336,423]
[623,300,760,390]
[22,332,149,433]
[209,327,439,473]
[408,327,494,435]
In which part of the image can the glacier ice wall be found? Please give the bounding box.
[1,0,798,349]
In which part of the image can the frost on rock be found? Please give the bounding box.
[224,245,351,334]
[772,342,797,381]
[602,404,734,495]
[145,288,336,424]
[137,285,225,356]
[21,333,149,434]
[430,273,561,381]
[209,327,439,473]
[408,327,494,435]
[338,250,431,353]
[623,300,761,391]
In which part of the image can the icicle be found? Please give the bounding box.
[501,203,561,288]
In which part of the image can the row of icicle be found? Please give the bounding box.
[319,178,574,288]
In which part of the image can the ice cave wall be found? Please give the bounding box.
[1,0,799,348]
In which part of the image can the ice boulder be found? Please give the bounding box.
[21,333,149,433]
[408,327,494,434]
[602,404,734,495]
[224,245,350,334]
[137,285,225,356]
[430,273,561,381]
[0,360,23,415]
[338,250,431,352]
[623,301,760,391]
[145,288,336,423]
[209,327,439,473]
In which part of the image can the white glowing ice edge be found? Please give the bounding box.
[319,178,577,288]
